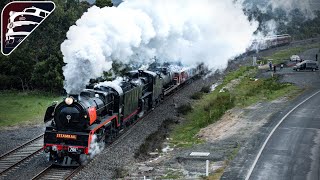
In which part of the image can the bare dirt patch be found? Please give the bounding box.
[122,95,290,179]
[197,97,288,143]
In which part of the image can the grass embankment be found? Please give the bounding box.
[259,43,320,65]
[170,66,298,147]
[0,91,61,127]
[170,66,298,179]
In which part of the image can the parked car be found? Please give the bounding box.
[293,60,319,71]
[290,55,300,61]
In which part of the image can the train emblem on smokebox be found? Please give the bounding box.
[1,1,55,56]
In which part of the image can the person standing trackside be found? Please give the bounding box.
[269,61,272,71]
[316,54,318,61]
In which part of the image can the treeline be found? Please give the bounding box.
[1,1,319,93]
[0,0,112,93]
[245,5,320,39]
[287,10,320,39]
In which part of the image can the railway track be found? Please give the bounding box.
[0,95,165,179]
[70,78,191,179]
[33,109,156,180]
[0,134,44,176]
[4,76,196,179]
[30,120,146,180]
[31,164,81,180]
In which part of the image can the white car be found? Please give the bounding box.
[290,55,301,61]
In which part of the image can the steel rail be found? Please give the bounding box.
[0,134,44,176]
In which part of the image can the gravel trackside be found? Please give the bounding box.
[73,76,220,179]
[0,125,44,156]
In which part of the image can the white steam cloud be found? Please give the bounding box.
[95,77,124,95]
[61,0,259,94]
[89,134,105,158]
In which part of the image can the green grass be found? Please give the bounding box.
[223,66,255,85]
[190,92,204,100]
[205,167,225,180]
[0,91,61,127]
[234,77,297,107]
[200,146,240,180]
[170,66,298,147]
[161,169,184,179]
[261,43,320,64]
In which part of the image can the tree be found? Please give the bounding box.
[0,46,35,91]
[31,55,63,92]
[0,0,91,92]
[95,0,113,8]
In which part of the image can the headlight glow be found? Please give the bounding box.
[65,97,74,105]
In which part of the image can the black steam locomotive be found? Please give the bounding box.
[43,65,204,166]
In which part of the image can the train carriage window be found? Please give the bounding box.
[40,12,46,17]
[25,9,36,13]
[14,16,21,22]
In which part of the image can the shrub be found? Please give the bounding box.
[113,167,128,179]
[134,118,175,160]
[200,85,211,93]
[177,104,193,115]
[204,92,234,112]
[190,92,203,100]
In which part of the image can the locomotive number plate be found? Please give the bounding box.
[56,134,77,140]
[68,147,78,152]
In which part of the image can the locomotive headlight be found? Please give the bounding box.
[65,97,74,105]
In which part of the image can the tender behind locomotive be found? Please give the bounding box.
[43,66,203,166]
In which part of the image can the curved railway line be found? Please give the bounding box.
[0,38,318,180]
[0,74,196,180]
[31,98,163,180]
[0,134,44,177]
[32,73,195,179]
[0,86,189,179]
